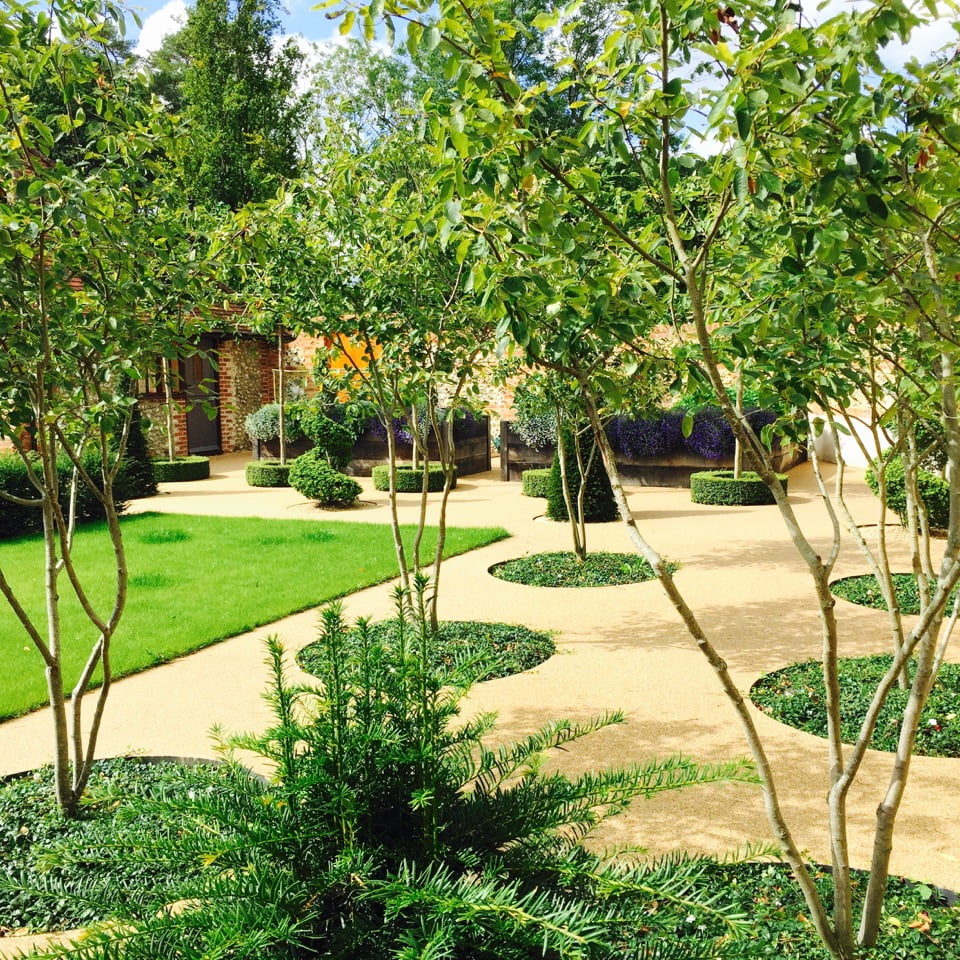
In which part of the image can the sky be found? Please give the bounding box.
[127,0,957,65]
[129,0,340,56]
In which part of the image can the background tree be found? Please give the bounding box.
[0,0,207,817]
[179,0,306,211]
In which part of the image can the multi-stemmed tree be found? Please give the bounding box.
[0,0,206,817]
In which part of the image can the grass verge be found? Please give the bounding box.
[0,512,508,720]
[750,656,960,757]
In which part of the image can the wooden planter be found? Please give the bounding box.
[253,416,491,478]
[498,421,805,487]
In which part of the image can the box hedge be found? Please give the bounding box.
[245,460,292,488]
[521,468,551,498]
[689,469,786,506]
[546,430,617,523]
[372,464,457,493]
[151,456,211,483]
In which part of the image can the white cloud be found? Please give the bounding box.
[133,0,187,57]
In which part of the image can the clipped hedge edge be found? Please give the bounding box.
[690,469,786,506]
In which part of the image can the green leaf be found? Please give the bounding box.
[681,411,694,439]
[422,25,441,52]
[733,168,749,200]
[338,9,355,35]
[865,194,888,220]
[735,107,752,140]
[781,256,803,275]
[854,143,875,175]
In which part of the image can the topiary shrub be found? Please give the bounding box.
[689,469,786,506]
[299,409,355,470]
[245,460,292,488]
[372,463,457,493]
[290,449,362,506]
[521,468,551,498]
[151,456,211,483]
[546,429,617,523]
[865,455,950,530]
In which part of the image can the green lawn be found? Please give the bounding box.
[0,512,508,720]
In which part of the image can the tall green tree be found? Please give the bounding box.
[180,0,305,210]
[0,0,208,817]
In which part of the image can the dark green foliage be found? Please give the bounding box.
[690,469,787,506]
[289,450,362,505]
[831,573,960,615]
[0,451,146,541]
[372,463,457,492]
[865,455,951,530]
[521,467,551,497]
[245,459,292,487]
[491,551,670,587]
[299,409,355,470]
[0,758,233,932]
[150,455,211,483]
[121,405,158,500]
[687,861,960,959]
[546,429,617,523]
[750,656,960,757]
[298,619,555,683]
[30,594,757,956]
[179,0,305,209]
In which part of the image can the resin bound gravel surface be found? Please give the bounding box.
[1,452,958,953]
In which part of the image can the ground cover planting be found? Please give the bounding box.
[490,551,671,588]
[297,619,555,682]
[831,574,960,616]
[0,512,507,720]
[750,657,960,758]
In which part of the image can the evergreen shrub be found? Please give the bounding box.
[546,430,617,522]
[151,456,211,483]
[0,450,150,540]
[299,409,355,469]
[372,464,456,493]
[865,455,950,530]
[521,468,551,498]
[289,450,362,505]
[689,469,786,506]
[245,460,292,488]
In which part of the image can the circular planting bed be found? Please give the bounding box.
[831,573,959,615]
[245,459,292,488]
[0,757,237,934]
[297,620,554,683]
[489,551,670,588]
[371,464,457,493]
[150,456,210,483]
[750,656,960,757]
[690,469,786,506]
